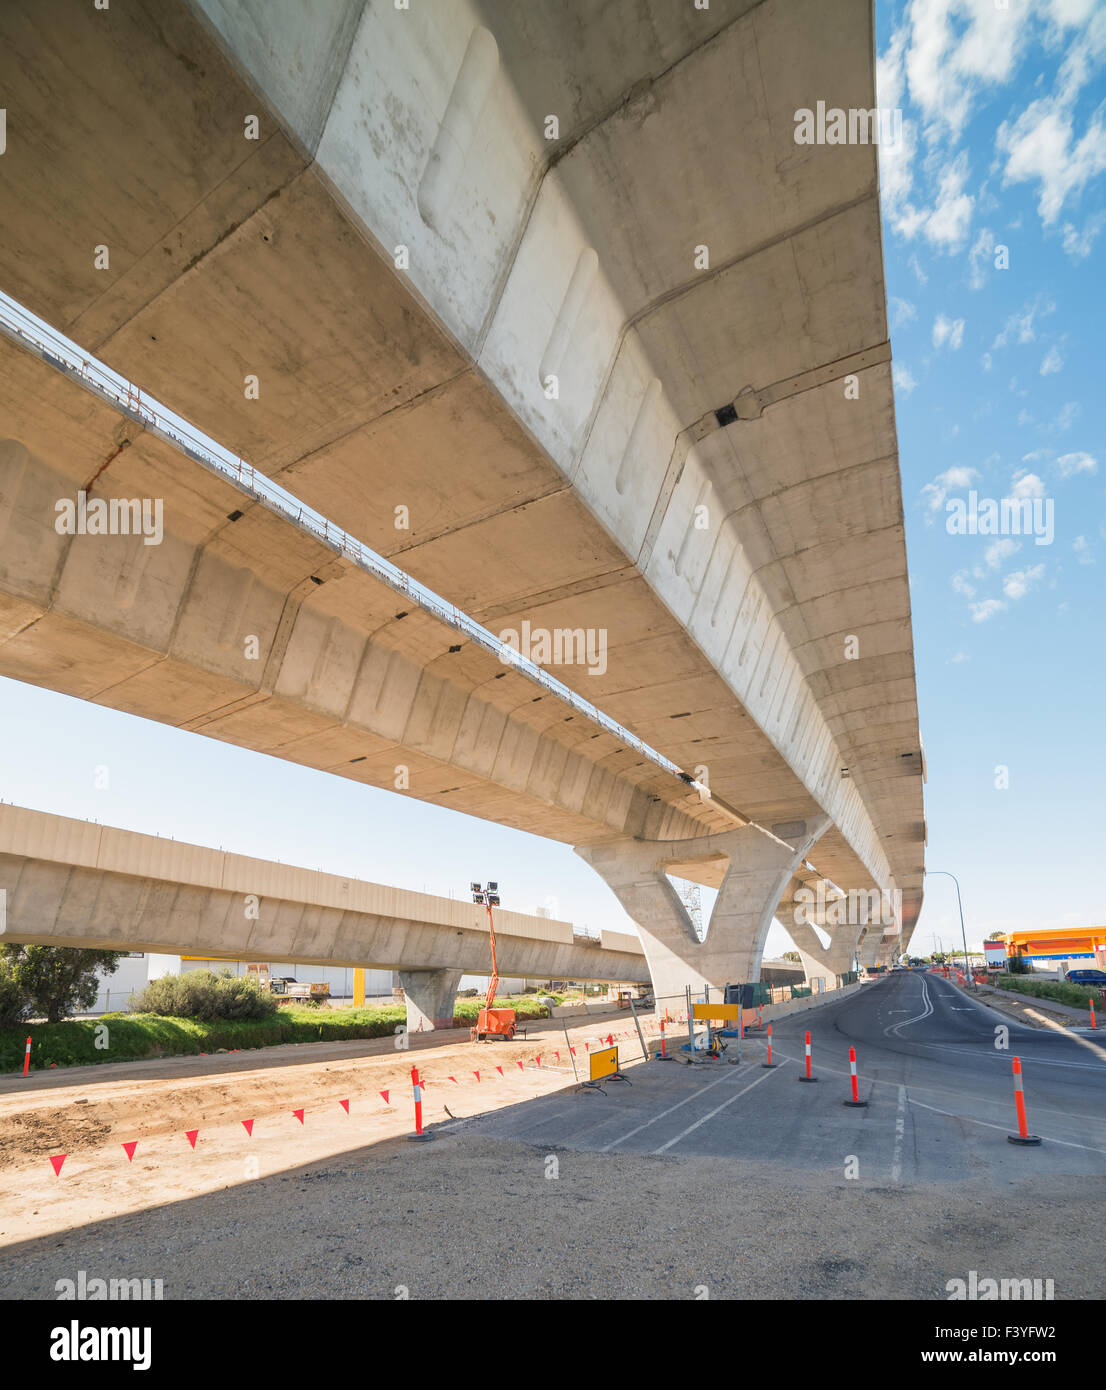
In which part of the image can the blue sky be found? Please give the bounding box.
[876,0,1105,952]
[0,0,1102,960]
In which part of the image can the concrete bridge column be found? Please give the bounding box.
[858,930,882,969]
[399,968,462,1033]
[576,817,831,1007]
[788,918,861,983]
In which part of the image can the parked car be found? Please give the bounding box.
[1066,969,1106,986]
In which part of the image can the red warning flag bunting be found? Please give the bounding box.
[339,1099,350,1114]
[473,1071,481,1082]
[555,1051,560,1061]
[242,1119,254,1136]
[293,1109,304,1124]
[536,1056,542,1067]
[449,1076,458,1083]
[185,1130,199,1149]
[380,1090,390,1105]
[495,1065,503,1075]
[122,1142,137,1163]
[49,1154,66,1176]
[517,1061,524,1070]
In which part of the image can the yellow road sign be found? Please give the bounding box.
[692,1002,741,1021]
[590,1045,619,1081]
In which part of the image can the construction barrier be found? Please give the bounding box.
[761,1024,775,1069]
[798,1030,817,1082]
[843,1046,868,1107]
[1007,1056,1041,1146]
[407,1064,433,1142]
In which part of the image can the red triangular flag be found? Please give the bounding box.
[473,1071,481,1082]
[496,1065,503,1075]
[517,1061,524,1070]
[571,1047,577,1055]
[339,1099,349,1114]
[555,1051,560,1061]
[122,1142,137,1163]
[49,1154,66,1176]
[380,1090,390,1104]
[607,1034,614,1045]
[449,1076,458,1083]
[185,1130,199,1149]
[536,1056,542,1066]
[293,1109,304,1124]
[242,1119,254,1136]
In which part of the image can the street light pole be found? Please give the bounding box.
[927,870,970,985]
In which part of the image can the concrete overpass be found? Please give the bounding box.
[0,0,923,995]
[0,804,648,1029]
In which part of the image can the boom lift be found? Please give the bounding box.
[469,881,517,1041]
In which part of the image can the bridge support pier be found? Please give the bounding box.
[399,968,462,1033]
[858,930,882,969]
[576,817,831,1007]
[787,919,861,984]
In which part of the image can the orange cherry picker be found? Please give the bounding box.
[469,881,517,1042]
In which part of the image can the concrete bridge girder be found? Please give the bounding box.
[576,814,831,1004]
[0,0,924,932]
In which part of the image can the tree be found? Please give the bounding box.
[781,951,802,963]
[0,945,125,1024]
[985,932,1006,942]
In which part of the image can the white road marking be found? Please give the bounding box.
[908,1097,1106,1156]
[597,1067,747,1152]
[885,975,933,1037]
[891,1084,907,1182]
[652,1063,787,1154]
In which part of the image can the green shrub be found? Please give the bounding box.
[0,961,27,1030]
[994,974,1103,1010]
[130,969,277,1021]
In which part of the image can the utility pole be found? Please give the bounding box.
[927,870,970,986]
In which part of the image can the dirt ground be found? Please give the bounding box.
[0,1008,656,1250]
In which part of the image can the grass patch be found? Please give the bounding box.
[1,995,555,1071]
[992,974,1105,1011]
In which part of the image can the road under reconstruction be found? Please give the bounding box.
[2,974,1102,1299]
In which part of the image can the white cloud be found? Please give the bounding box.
[951,571,977,597]
[1055,401,1079,430]
[933,313,966,350]
[1073,535,1095,564]
[981,351,993,371]
[985,538,1019,568]
[894,364,919,396]
[925,151,975,251]
[948,650,970,663]
[971,598,1006,623]
[968,227,995,288]
[1047,0,1097,26]
[998,100,1106,224]
[921,464,977,511]
[1055,450,1097,476]
[890,296,918,327]
[992,296,1054,349]
[1009,471,1046,498]
[1002,564,1045,599]
[1040,345,1064,374]
[1061,211,1106,258]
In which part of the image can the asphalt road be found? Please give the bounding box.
[466,972,1106,1182]
[4,974,1102,1300]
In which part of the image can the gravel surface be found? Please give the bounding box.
[1,1132,1097,1300]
